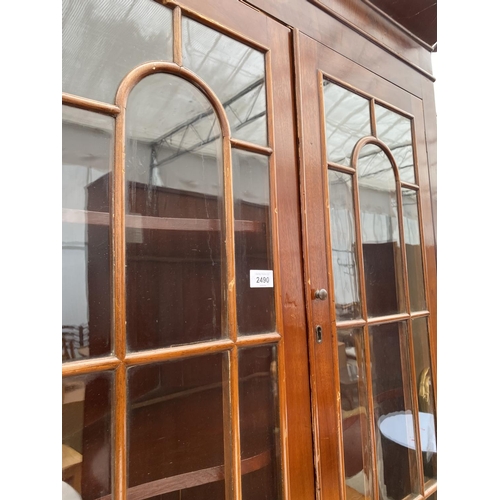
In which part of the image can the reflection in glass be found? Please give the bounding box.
[232,150,275,334]
[374,105,415,184]
[412,318,437,481]
[337,328,372,499]
[239,345,281,499]
[62,0,173,103]
[402,190,426,312]
[358,146,405,317]
[328,170,361,321]
[127,353,226,500]
[125,74,225,351]
[370,322,418,500]
[322,80,371,167]
[182,17,267,146]
[62,106,113,362]
[62,372,112,499]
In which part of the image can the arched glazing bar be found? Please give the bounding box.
[112,62,239,499]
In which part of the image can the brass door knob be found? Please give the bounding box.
[314,289,328,300]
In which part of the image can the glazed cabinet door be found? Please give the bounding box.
[62,1,315,499]
[295,31,438,500]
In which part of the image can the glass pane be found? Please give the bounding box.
[62,0,173,103]
[62,372,112,499]
[337,328,372,499]
[239,345,281,499]
[370,322,419,499]
[374,105,415,184]
[328,170,361,321]
[402,190,426,312]
[182,17,267,146]
[127,353,226,500]
[62,106,113,361]
[412,318,437,481]
[322,80,371,167]
[232,150,275,334]
[125,74,225,351]
[358,145,405,317]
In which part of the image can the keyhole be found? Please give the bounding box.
[315,325,323,343]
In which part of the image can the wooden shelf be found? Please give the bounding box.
[62,208,265,232]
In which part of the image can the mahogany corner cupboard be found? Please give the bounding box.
[62,1,438,499]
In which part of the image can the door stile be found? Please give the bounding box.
[317,68,350,500]
[272,24,317,500]
[293,28,343,500]
[265,44,292,500]
[410,100,438,408]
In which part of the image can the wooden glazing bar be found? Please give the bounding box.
[397,322,421,494]
[113,75,128,500]
[352,141,380,500]
[327,161,356,174]
[222,352,234,500]
[230,347,243,500]
[410,310,430,319]
[410,117,420,186]
[401,181,420,191]
[361,323,379,500]
[114,363,127,500]
[317,69,346,500]
[406,320,426,494]
[161,0,270,52]
[222,129,237,338]
[62,356,120,377]
[276,339,290,499]
[402,494,424,500]
[336,318,367,329]
[219,50,240,497]
[230,137,273,156]
[235,332,281,347]
[113,98,127,364]
[62,92,120,116]
[394,137,427,492]
[123,339,234,366]
[365,312,410,325]
[424,479,437,496]
[395,150,425,491]
[173,6,182,66]
[370,98,377,137]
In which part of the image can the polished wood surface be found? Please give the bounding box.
[363,0,437,47]
[243,0,434,90]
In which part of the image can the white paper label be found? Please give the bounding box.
[250,270,274,288]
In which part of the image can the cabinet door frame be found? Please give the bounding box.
[62,1,316,498]
[294,29,437,500]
